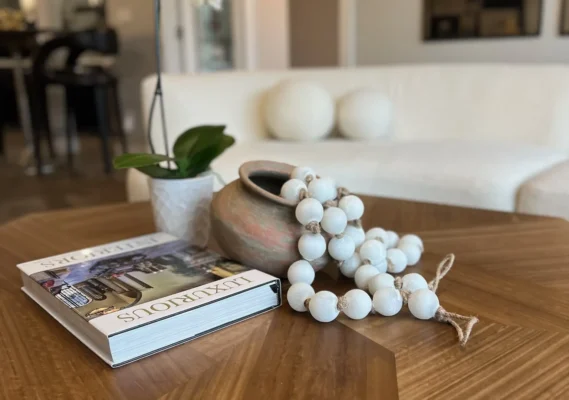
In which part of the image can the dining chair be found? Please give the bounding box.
[31,28,126,174]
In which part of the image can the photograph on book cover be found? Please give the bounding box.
[30,241,248,321]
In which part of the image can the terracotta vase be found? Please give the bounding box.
[211,160,329,277]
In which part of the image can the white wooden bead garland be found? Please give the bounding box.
[282,166,479,346]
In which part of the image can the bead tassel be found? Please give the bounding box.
[430,254,479,346]
[428,253,455,293]
[435,307,479,347]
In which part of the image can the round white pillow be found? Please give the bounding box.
[265,80,334,141]
[337,89,393,140]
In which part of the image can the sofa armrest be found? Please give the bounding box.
[517,160,569,219]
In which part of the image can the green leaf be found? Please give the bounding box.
[136,165,182,179]
[173,131,200,159]
[185,146,222,177]
[185,134,236,177]
[217,134,236,154]
[175,158,191,176]
[173,125,226,159]
[113,153,175,169]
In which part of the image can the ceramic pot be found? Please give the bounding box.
[149,173,213,247]
[211,160,329,277]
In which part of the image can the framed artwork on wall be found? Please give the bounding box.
[423,0,543,41]
[561,0,569,35]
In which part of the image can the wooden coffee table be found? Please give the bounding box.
[1,198,568,399]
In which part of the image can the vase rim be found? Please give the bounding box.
[239,160,296,207]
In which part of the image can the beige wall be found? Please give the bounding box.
[289,0,339,67]
[256,0,290,69]
[356,0,569,65]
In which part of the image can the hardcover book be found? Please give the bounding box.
[18,233,281,367]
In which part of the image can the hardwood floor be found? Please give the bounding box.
[0,131,136,224]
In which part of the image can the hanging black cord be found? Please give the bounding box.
[147,0,171,168]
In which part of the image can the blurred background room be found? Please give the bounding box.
[2,0,569,224]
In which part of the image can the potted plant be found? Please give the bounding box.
[114,125,235,246]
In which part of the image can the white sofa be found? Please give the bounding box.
[127,64,569,219]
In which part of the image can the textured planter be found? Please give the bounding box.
[149,173,213,247]
[211,160,329,277]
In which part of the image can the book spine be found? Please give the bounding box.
[89,269,278,336]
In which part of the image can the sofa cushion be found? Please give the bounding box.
[211,139,568,212]
[337,89,393,140]
[517,160,569,218]
[264,80,335,141]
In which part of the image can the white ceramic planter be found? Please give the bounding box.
[149,173,214,247]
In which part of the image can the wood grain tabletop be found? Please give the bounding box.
[1,197,568,400]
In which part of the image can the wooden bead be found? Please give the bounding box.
[295,198,324,225]
[359,239,386,266]
[338,195,364,220]
[280,179,307,202]
[287,282,315,312]
[291,166,316,183]
[374,258,387,273]
[321,207,348,235]
[287,260,315,285]
[399,234,424,252]
[367,273,395,295]
[308,291,340,322]
[372,287,403,317]
[386,248,408,273]
[365,227,388,245]
[401,273,428,293]
[354,264,379,290]
[397,243,421,266]
[344,225,366,248]
[298,233,326,261]
[341,289,372,320]
[328,235,355,261]
[340,253,362,278]
[308,177,337,203]
[386,231,399,248]
[408,288,439,320]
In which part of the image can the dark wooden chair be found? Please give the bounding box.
[31,28,127,174]
[0,31,40,161]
